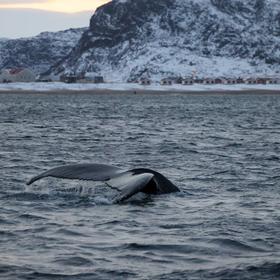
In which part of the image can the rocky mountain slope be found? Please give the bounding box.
[48,0,280,81]
[0,28,86,74]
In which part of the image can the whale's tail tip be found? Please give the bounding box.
[26,176,40,186]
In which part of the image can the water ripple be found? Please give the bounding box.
[0,93,280,279]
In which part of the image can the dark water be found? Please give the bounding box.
[0,92,280,280]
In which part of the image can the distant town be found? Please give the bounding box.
[0,68,280,86]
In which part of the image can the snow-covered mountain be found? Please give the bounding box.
[48,0,280,81]
[0,28,86,74]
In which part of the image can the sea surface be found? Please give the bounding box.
[0,92,280,279]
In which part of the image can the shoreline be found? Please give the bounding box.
[0,82,279,95]
[0,89,280,95]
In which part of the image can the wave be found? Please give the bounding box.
[208,238,268,253]
[153,262,280,280]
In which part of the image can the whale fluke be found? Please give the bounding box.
[27,163,179,202]
[110,173,155,203]
[27,164,123,186]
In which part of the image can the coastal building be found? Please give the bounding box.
[174,77,183,84]
[60,73,77,83]
[0,68,36,83]
[182,78,194,85]
[223,78,238,85]
[93,76,104,83]
[214,78,224,84]
[127,78,138,83]
[37,73,61,82]
[245,78,257,84]
[36,74,52,82]
[266,78,280,84]
[139,78,151,85]
[194,78,204,84]
[256,78,265,84]
[236,78,244,84]
[83,73,104,83]
[160,78,172,85]
[203,78,215,85]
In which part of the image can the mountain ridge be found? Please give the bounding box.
[48,0,280,81]
[1,0,279,81]
[0,28,86,74]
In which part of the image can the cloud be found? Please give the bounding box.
[0,0,109,12]
[0,0,48,3]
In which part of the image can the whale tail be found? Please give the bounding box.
[27,163,179,202]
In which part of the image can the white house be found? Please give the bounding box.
[182,78,194,85]
[160,78,172,85]
[245,78,257,84]
[266,78,280,84]
[203,78,215,85]
[83,73,104,83]
[139,78,151,85]
[222,78,238,85]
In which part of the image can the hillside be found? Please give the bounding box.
[0,28,86,74]
[48,0,280,81]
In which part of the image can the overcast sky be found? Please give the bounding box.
[0,0,109,38]
[0,0,109,13]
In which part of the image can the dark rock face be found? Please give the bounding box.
[51,0,175,75]
[0,28,85,74]
[19,0,280,80]
[88,0,173,46]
